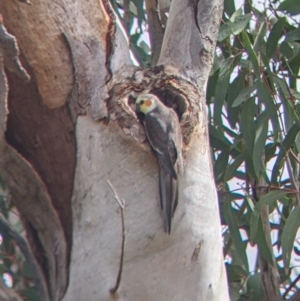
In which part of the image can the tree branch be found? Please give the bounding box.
[283,273,300,300]
[145,0,164,66]
[289,290,300,301]
[107,180,126,294]
[158,0,223,82]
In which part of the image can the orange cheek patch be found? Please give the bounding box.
[145,99,152,106]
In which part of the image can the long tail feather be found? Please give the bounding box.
[159,163,179,234]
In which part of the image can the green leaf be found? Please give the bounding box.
[286,99,299,130]
[265,142,277,163]
[139,40,150,54]
[288,52,300,79]
[224,0,236,16]
[249,208,259,244]
[130,43,151,67]
[253,22,267,53]
[226,264,248,282]
[266,18,286,59]
[247,273,264,301]
[257,82,279,142]
[214,58,235,126]
[209,125,232,150]
[278,0,300,16]
[280,41,294,59]
[231,14,252,35]
[224,151,247,181]
[282,206,300,268]
[255,217,273,265]
[130,33,141,44]
[210,53,223,76]
[131,0,146,28]
[285,42,300,63]
[240,98,256,154]
[275,77,299,131]
[261,52,276,93]
[218,23,233,42]
[255,109,269,129]
[241,31,260,78]
[223,201,249,271]
[129,2,138,16]
[227,72,245,127]
[207,72,219,104]
[223,124,238,139]
[255,190,288,213]
[246,196,255,211]
[219,56,235,77]
[271,123,300,184]
[278,266,290,283]
[296,132,300,153]
[218,13,252,41]
[250,191,287,242]
[232,83,258,107]
[230,7,243,21]
[214,148,230,183]
[285,29,300,42]
[253,121,268,178]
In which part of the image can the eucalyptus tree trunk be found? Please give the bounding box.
[0,0,229,300]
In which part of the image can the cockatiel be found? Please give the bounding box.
[136,92,183,234]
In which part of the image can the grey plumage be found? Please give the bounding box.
[136,93,183,234]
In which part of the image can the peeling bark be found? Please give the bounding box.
[0,17,68,300]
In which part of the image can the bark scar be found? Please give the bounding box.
[107,180,126,294]
[191,241,202,262]
[102,0,116,84]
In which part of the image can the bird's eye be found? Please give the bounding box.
[140,100,144,105]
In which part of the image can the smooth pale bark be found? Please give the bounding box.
[0,0,229,300]
[64,117,227,301]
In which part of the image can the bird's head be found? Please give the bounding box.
[136,93,158,114]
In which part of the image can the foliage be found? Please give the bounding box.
[111,0,300,300]
[0,182,38,301]
[110,0,151,67]
[210,0,300,299]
